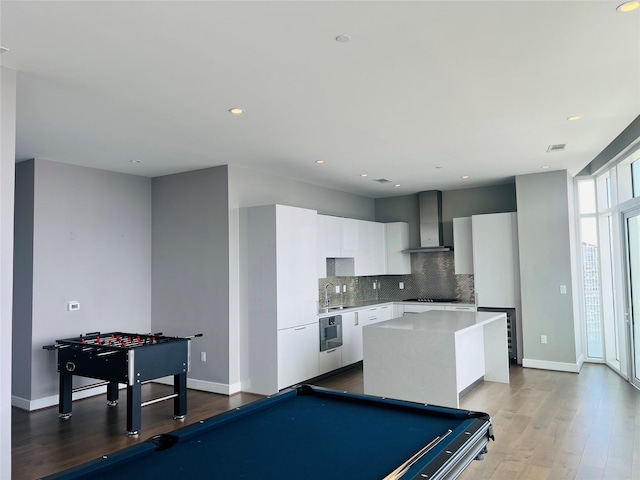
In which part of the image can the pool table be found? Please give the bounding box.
[44,384,494,480]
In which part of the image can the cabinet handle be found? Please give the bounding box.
[355,312,359,326]
[294,327,306,331]
[326,348,337,353]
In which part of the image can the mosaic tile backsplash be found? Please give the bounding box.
[319,251,474,308]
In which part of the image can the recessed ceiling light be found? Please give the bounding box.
[360,173,368,177]
[567,115,582,121]
[617,1,639,12]
[129,159,142,164]
[335,34,351,43]
[435,166,442,169]
[315,160,325,164]
[461,175,470,179]
[394,184,401,187]
[229,108,244,115]
[542,165,551,169]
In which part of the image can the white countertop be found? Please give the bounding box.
[366,310,505,334]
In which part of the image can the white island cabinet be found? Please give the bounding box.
[363,310,509,408]
[243,204,318,395]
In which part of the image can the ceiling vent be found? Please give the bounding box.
[547,144,566,152]
[373,178,392,184]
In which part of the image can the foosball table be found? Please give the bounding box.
[43,331,202,436]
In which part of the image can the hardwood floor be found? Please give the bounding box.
[11,363,640,479]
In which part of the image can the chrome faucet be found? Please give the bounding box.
[324,282,335,307]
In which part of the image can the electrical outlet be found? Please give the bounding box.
[373,281,377,290]
[342,285,346,292]
[399,282,404,289]
[200,352,206,362]
[560,285,567,294]
[540,335,548,344]
[334,285,340,294]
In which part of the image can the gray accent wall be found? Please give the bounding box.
[1,66,17,480]
[13,159,152,404]
[12,161,34,400]
[151,166,230,387]
[516,170,582,368]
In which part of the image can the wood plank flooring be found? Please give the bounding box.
[11,363,640,479]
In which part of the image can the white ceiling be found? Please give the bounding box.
[2,1,639,198]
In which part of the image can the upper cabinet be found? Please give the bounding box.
[472,212,519,308]
[453,217,473,274]
[385,222,411,275]
[317,215,358,277]
[318,215,409,277]
[354,219,386,276]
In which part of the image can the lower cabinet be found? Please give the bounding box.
[378,304,393,321]
[319,346,342,375]
[277,323,319,390]
[402,305,445,314]
[341,312,362,366]
[445,305,477,312]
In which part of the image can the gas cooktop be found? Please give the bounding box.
[403,298,459,303]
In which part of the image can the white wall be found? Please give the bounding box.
[516,170,582,372]
[13,159,152,409]
[1,65,17,480]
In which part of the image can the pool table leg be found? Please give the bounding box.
[127,382,142,437]
[173,372,187,421]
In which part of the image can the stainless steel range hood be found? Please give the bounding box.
[402,191,452,253]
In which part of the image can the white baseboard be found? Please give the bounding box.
[12,384,110,412]
[13,377,241,411]
[522,357,582,373]
[153,376,239,395]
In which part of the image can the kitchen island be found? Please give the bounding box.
[363,310,509,408]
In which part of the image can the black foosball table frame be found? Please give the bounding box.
[44,331,201,436]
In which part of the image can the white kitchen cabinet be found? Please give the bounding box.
[445,305,477,312]
[317,215,358,277]
[402,305,446,314]
[472,212,519,308]
[453,217,473,274]
[243,204,318,394]
[385,222,411,275]
[278,323,319,390]
[341,312,362,366]
[377,304,393,321]
[393,304,404,318]
[319,346,343,375]
[354,219,386,276]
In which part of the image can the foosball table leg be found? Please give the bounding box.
[107,381,119,407]
[58,369,73,420]
[173,372,187,421]
[126,382,142,437]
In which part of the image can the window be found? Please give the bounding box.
[577,179,604,359]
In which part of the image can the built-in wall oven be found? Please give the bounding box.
[319,315,343,352]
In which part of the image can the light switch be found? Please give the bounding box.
[67,301,80,311]
[560,285,567,294]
